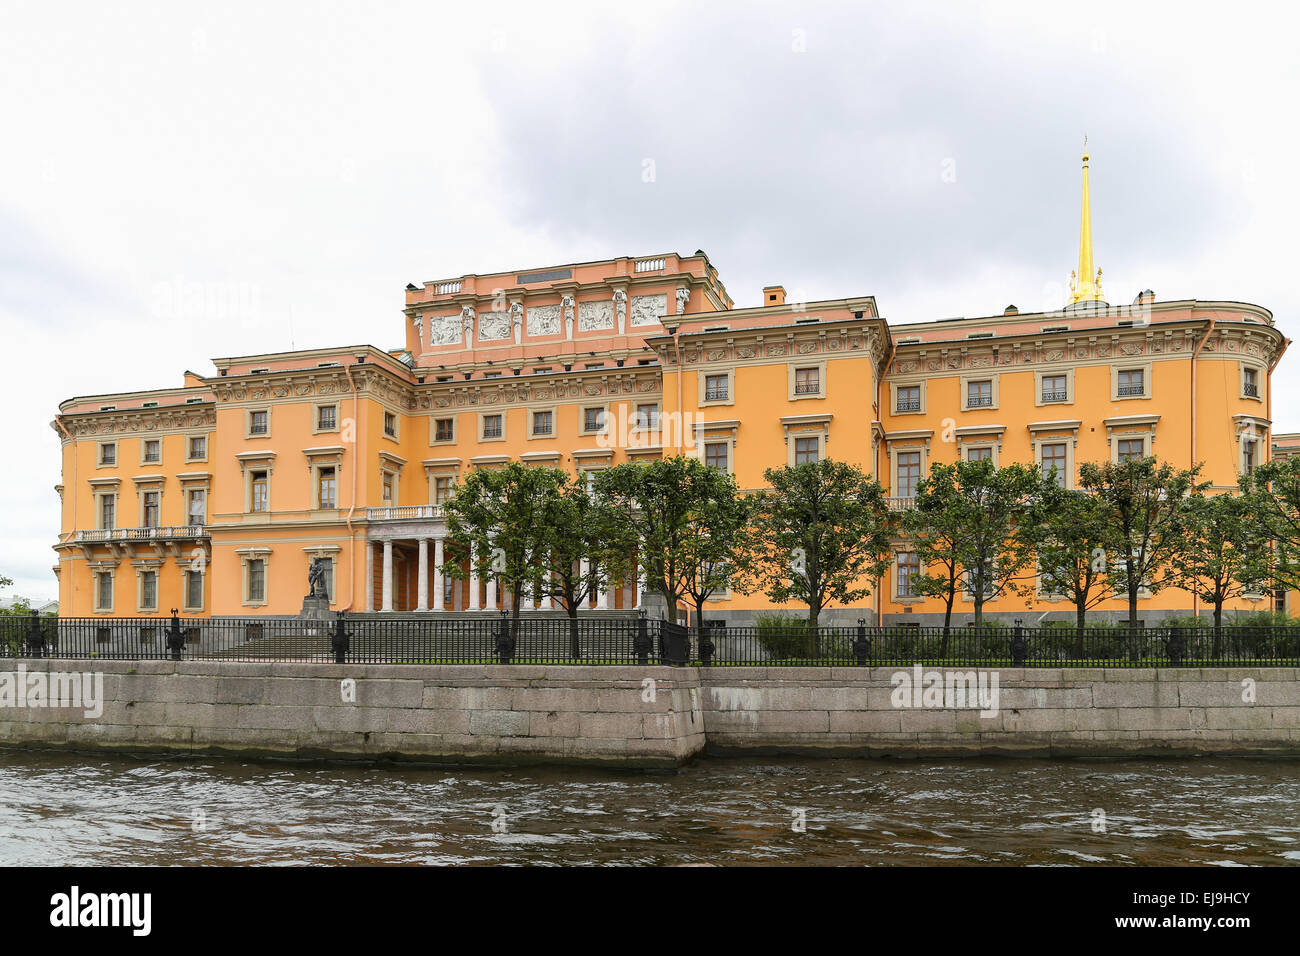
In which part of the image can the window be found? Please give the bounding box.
[482,414,502,439]
[794,367,820,395]
[1117,439,1145,462]
[966,380,993,408]
[1243,443,1256,474]
[704,373,729,402]
[140,570,158,611]
[188,436,207,460]
[896,451,922,498]
[434,476,454,505]
[967,446,993,462]
[1041,374,1068,403]
[897,552,920,598]
[636,404,659,430]
[142,439,161,464]
[794,437,819,465]
[318,467,337,509]
[532,410,553,436]
[1117,368,1145,397]
[434,418,454,442]
[251,470,269,512]
[381,471,393,503]
[141,491,160,528]
[249,409,269,435]
[247,559,266,603]
[187,489,206,524]
[1243,366,1259,399]
[317,405,337,431]
[99,443,117,465]
[483,371,503,379]
[704,442,729,471]
[383,412,397,437]
[1041,443,1068,488]
[100,494,116,530]
[896,385,921,413]
[95,572,114,611]
[583,407,606,433]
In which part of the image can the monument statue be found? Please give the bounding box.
[307,557,327,599]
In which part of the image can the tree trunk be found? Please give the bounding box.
[1212,601,1223,659]
[567,603,581,660]
[1075,601,1087,658]
[807,597,821,658]
[940,591,955,658]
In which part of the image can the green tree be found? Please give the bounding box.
[1169,489,1267,652]
[1077,457,1203,631]
[1031,483,1116,631]
[442,462,566,624]
[903,458,1041,635]
[678,481,754,645]
[533,474,622,656]
[596,456,746,623]
[744,459,893,632]
[1241,456,1300,593]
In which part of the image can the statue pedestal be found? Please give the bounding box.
[301,595,331,634]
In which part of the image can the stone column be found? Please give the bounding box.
[579,557,590,609]
[381,540,394,612]
[486,576,498,612]
[636,563,647,609]
[432,537,445,611]
[538,572,552,610]
[416,537,429,611]
[468,541,480,611]
[365,542,374,612]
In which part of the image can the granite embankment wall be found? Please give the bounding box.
[1,660,1297,767]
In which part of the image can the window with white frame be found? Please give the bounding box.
[184,569,204,611]
[95,571,114,611]
[794,436,819,464]
[99,442,117,466]
[896,450,922,498]
[142,439,161,464]
[187,436,207,461]
[1041,442,1068,487]
[897,551,920,598]
[139,569,158,611]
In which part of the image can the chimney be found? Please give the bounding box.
[1134,289,1155,305]
[1004,304,1018,315]
[763,285,786,306]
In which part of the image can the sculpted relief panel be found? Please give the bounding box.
[479,310,511,341]
[578,300,614,332]
[528,304,561,337]
[630,294,667,328]
[428,314,462,347]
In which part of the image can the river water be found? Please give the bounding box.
[1,749,1297,866]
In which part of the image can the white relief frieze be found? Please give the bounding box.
[579,300,614,332]
[630,294,666,328]
[528,304,561,337]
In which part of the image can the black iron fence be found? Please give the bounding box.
[1,613,1297,667]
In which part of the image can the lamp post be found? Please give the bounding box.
[852,617,872,666]
[166,608,184,661]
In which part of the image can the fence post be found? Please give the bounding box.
[1165,626,1186,667]
[853,618,871,666]
[698,623,715,667]
[166,608,184,661]
[26,610,45,658]
[495,608,515,663]
[331,611,351,664]
[635,609,651,665]
[1011,619,1028,667]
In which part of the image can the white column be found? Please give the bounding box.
[486,577,498,611]
[468,541,480,610]
[365,542,374,612]
[635,562,647,608]
[381,540,394,612]
[432,537,445,611]
[416,538,429,611]
[538,573,552,610]
[579,557,590,609]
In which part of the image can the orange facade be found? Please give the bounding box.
[52,248,1290,624]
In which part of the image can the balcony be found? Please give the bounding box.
[896,399,921,412]
[887,496,916,511]
[794,381,821,395]
[77,525,208,543]
[366,506,444,521]
[1117,385,1146,397]
[967,396,993,408]
[704,387,729,402]
[1041,390,1069,403]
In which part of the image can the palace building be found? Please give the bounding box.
[51,156,1291,623]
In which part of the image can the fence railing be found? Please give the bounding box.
[2,616,1297,667]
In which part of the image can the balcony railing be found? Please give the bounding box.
[887,496,916,511]
[366,506,444,521]
[1117,385,1146,397]
[896,399,921,412]
[1041,390,1069,403]
[704,388,729,401]
[434,280,462,294]
[794,381,821,394]
[634,258,666,273]
[967,396,993,408]
[77,525,208,543]
[1244,383,1259,398]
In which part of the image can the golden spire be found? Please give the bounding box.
[1068,143,1104,305]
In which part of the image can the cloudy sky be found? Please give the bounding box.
[1,0,1295,601]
